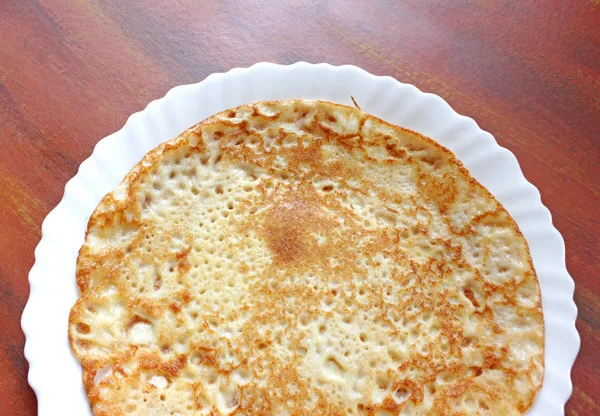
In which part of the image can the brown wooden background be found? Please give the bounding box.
[0,0,598,414]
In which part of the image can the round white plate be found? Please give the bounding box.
[22,62,579,415]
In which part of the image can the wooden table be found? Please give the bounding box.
[1,1,597,414]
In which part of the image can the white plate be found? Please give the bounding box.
[21,62,579,415]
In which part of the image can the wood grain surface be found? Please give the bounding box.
[0,0,598,414]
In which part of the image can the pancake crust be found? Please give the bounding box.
[69,100,544,415]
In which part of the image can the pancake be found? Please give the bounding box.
[69,100,544,415]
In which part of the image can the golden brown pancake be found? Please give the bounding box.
[69,100,544,415]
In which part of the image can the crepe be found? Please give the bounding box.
[69,100,544,415]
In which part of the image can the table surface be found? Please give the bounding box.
[1,1,598,414]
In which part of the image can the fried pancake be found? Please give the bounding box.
[69,100,544,415]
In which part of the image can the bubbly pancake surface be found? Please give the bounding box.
[69,100,544,416]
